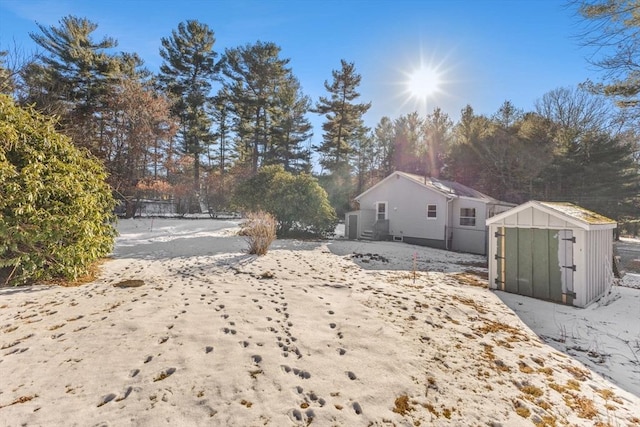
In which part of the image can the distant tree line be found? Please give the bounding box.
[0,9,638,233]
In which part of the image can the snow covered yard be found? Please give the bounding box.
[0,218,638,426]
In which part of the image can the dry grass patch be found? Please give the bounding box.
[451,294,487,314]
[476,319,528,343]
[596,388,622,404]
[515,405,531,418]
[563,393,597,419]
[535,400,552,411]
[392,395,414,415]
[45,258,109,287]
[520,385,544,398]
[113,279,145,288]
[0,394,38,409]
[534,415,558,426]
[538,367,554,376]
[531,356,545,366]
[566,379,581,391]
[563,364,591,381]
[518,361,534,374]
[451,272,487,288]
[481,343,511,373]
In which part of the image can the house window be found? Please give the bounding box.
[427,204,437,219]
[460,208,476,226]
[376,202,387,220]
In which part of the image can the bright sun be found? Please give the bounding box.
[406,66,441,99]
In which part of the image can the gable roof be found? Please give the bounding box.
[486,200,617,230]
[355,171,499,202]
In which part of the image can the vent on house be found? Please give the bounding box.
[393,235,403,242]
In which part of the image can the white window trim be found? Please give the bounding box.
[427,204,437,220]
[375,201,388,220]
[459,207,477,227]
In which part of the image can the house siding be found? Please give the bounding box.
[451,198,489,255]
[358,176,447,243]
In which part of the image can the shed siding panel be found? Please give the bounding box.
[532,210,549,227]
[549,216,568,228]
[583,229,612,306]
[532,230,550,300]
[505,229,519,294]
[517,208,534,226]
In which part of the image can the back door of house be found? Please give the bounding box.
[348,214,358,240]
[496,227,571,303]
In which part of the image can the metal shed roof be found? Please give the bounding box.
[486,200,617,231]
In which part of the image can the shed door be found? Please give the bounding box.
[497,228,569,304]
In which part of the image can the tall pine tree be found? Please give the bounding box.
[220,41,310,174]
[313,60,370,174]
[159,20,218,203]
[26,16,127,155]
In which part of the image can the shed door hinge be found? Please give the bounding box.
[562,236,576,243]
[563,265,576,271]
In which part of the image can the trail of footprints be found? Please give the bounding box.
[251,253,363,420]
[91,257,220,409]
[2,254,365,418]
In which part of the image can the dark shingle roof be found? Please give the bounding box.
[398,172,497,201]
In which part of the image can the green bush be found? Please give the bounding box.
[233,165,338,237]
[240,211,277,255]
[0,95,116,285]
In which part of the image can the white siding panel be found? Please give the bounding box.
[532,209,549,227]
[359,176,446,240]
[452,198,489,254]
[517,208,534,226]
[582,229,612,307]
[360,209,375,235]
[549,215,568,228]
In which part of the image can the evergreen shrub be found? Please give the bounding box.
[0,95,116,285]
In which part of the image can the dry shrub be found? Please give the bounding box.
[241,211,277,255]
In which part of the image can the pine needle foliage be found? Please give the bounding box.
[0,95,116,286]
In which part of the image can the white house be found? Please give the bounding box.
[486,201,617,307]
[345,171,514,255]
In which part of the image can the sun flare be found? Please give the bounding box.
[406,66,441,99]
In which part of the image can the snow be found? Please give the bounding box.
[0,218,638,426]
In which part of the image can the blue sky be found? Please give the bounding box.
[0,0,602,135]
